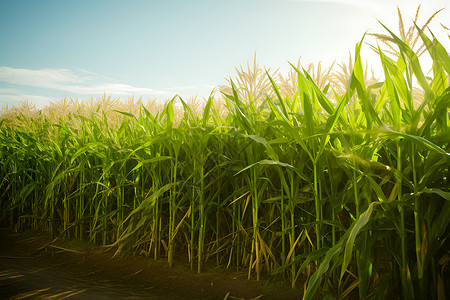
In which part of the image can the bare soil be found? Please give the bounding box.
[0,228,300,299]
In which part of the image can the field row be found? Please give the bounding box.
[1,26,449,299]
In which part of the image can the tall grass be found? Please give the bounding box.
[1,17,449,299]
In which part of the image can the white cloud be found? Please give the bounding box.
[0,88,23,94]
[0,66,168,97]
[166,86,196,91]
[287,0,389,11]
[0,67,86,87]
[0,66,218,108]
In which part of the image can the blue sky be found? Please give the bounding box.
[1,0,449,108]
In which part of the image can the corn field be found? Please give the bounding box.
[1,23,449,299]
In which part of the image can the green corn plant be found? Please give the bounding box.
[1,17,448,300]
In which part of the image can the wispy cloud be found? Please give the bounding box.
[287,0,389,11]
[166,86,197,91]
[0,66,217,108]
[0,66,168,97]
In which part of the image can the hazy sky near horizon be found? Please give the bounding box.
[1,0,449,108]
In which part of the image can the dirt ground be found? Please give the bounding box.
[0,228,301,300]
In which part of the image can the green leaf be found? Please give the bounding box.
[378,46,402,130]
[340,202,377,282]
[422,188,450,201]
[415,24,450,75]
[162,96,177,128]
[114,110,136,119]
[350,36,382,128]
[290,63,315,136]
[178,96,197,126]
[202,96,213,128]
[235,159,294,176]
[304,238,345,300]
[380,128,450,158]
[267,71,290,122]
[130,156,172,172]
[379,22,434,98]
[241,134,278,160]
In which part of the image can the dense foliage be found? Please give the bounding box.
[1,25,449,299]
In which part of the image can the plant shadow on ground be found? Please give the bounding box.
[0,228,302,300]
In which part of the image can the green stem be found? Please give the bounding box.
[313,162,321,250]
[198,164,205,273]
